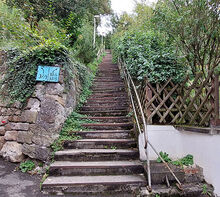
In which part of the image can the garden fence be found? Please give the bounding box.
[138,72,219,127]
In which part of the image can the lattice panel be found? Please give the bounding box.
[140,72,216,126]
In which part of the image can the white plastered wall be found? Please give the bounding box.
[139,125,220,195]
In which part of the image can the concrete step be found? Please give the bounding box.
[93,81,124,85]
[96,74,120,77]
[91,89,126,94]
[94,79,123,83]
[93,81,124,84]
[79,110,128,116]
[95,76,121,80]
[84,102,129,108]
[89,95,127,100]
[42,175,147,196]
[140,183,214,197]
[63,139,136,149]
[81,106,128,112]
[54,149,139,161]
[49,161,144,176]
[89,92,127,97]
[80,116,131,123]
[86,97,128,102]
[92,87,125,92]
[71,130,132,139]
[81,122,133,130]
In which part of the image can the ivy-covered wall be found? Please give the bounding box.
[0,51,82,162]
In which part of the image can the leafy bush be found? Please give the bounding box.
[0,2,103,107]
[156,151,194,167]
[38,19,69,46]
[73,20,97,64]
[113,30,186,84]
[0,2,38,50]
[156,151,172,163]
[20,160,35,173]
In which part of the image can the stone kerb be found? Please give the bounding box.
[0,61,80,162]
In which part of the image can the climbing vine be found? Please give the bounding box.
[0,42,69,107]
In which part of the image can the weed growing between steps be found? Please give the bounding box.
[50,54,105,153]
[76,54,105,110]
[202,184,212,196]
[157,151,194,167]
[51,112,96,152]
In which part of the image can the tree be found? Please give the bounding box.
[153,0,220,76]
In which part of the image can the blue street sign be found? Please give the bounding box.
[36,66,60,82]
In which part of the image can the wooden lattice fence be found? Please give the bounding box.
[138,72,218,127]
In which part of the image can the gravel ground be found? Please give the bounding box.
[0,158,44,197]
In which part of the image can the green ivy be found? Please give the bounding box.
[0,41,68,107]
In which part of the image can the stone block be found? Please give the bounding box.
[37,97,65,125]
[25,98,40,112]
[5,108,15,116]
[0,127,5,135]
[0,101,7,107]
[8,111,38,123]
[30,125,57,147]
[0,116,8,125]
[15,110,22,115]
[0,142,24,162]
[17,131,33,144]
[46,95,65,106]
[0,136,5,150]
[21,110,38,123]
[35,84,45,100]
[22,143,51,161]
[5,123,29,131]
[8,116,20,122]
[4,131,18,141]
[11,101,22,109]
[46,83,64,96]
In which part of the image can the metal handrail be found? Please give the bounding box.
[119,59,183,191]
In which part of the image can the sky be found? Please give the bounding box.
[111,0,157,15]
[98,0,157,35]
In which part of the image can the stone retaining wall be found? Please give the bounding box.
[0,51,81,162]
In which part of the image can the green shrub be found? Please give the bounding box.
[73,20,97,64]
[156,152,194,167]
[20,160,35,173]
[38,19,69,46]
[113,30,186,84]
[0,2,38,50]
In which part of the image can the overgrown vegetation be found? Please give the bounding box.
[51,112,94,152]
[111,0,220,83]
[0,1,110,106]
[157,151,194,167]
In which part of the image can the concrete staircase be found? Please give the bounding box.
[42,52,214,196]
[42,52,147,196]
